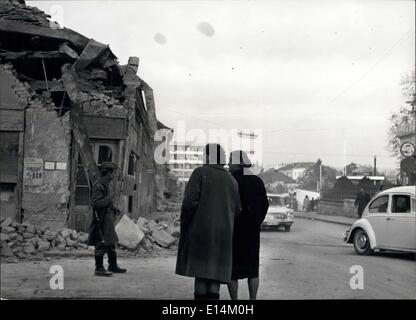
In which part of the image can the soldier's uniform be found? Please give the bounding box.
[87,162,126,276]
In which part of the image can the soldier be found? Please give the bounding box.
[87,161,126,276]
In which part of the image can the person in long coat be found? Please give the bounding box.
[303,195,310,212]
[175,144,241,300]
[354,187,371,219]
[87,162,126,276]
[227,150,269,300]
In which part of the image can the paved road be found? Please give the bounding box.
[1,219,415,299]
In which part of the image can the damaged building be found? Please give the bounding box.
[0,0,170,231]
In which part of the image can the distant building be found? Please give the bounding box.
[168,142,204,182]
[277,162,315,181]
[258,168,296,194]
[335,175,385,186]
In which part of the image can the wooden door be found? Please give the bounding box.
[71,141,118,231]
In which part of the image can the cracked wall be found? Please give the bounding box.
[22,103,71,230]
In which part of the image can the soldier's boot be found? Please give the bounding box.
[108,247,127,273]
[95,254,112,277]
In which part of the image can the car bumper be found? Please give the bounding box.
[262,220,294,227]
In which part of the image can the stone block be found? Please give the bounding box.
[60,229,71,239]
[37,240,50,251]
[2,226,16,233]
[146,220,159,232]
[136,217,149,234]
[1,246,14,257]
[11,246,23,254]
[15,252,27,259]
[150,229,176,248]
[115,214,144,249]
[26,225,36,234]
[1,218,12,228]
[22,232,34,239]
[8,232,19,240]
[56,235,66,244]
[44,230,57,241]
[141,238,153,251]
[167,226,180,238]
[30,236,40,246]
[66,238,78,247]
[78,233,89,243]
[23,244,36,254]
[1,233,10,242]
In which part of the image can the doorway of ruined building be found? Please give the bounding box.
[0,129,24,224]
[69,140,120,232]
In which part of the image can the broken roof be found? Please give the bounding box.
[0,0,117,66]
[258,169,295,184]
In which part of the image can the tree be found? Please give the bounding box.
[387,70,416,157]
[346,162,358,175]
[298,159,340,191]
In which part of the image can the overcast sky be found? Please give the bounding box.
[30,0,415,169]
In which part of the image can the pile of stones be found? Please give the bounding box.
[0,217,90,261]
[1,212,182,261]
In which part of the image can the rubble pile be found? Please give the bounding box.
[156,200,182,213]
[117,213,180,256]
[1,211,182,262]
[0,217,90,261]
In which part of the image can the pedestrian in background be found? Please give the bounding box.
[175,144,241,300]
[303,195,310,212]
[87,162,126,276]
[354,187,371,219]
[310,198,316,211]
[227,150,269,300]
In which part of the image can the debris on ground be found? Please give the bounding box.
[1,210,181,263]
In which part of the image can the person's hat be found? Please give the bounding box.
[229,150,252,167]
[101,162,118,171]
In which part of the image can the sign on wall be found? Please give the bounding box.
[23,158,43,186]
[44,161,56,170]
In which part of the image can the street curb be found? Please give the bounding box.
[295,215,353,226]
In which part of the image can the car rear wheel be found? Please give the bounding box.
[284,225,291,232]
[353,229,373,255]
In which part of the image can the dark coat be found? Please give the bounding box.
[87,180,118,246]
[231,169,269,280]
[354,191,371,218]
[175,164,241,284]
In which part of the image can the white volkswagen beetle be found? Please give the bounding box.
[344,186,416,255]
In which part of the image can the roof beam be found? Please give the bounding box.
[0,20,89,50]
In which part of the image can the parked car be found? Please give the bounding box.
[343,186,416,255]
[262,193,294,231]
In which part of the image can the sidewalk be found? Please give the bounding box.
[295,211,356,226]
